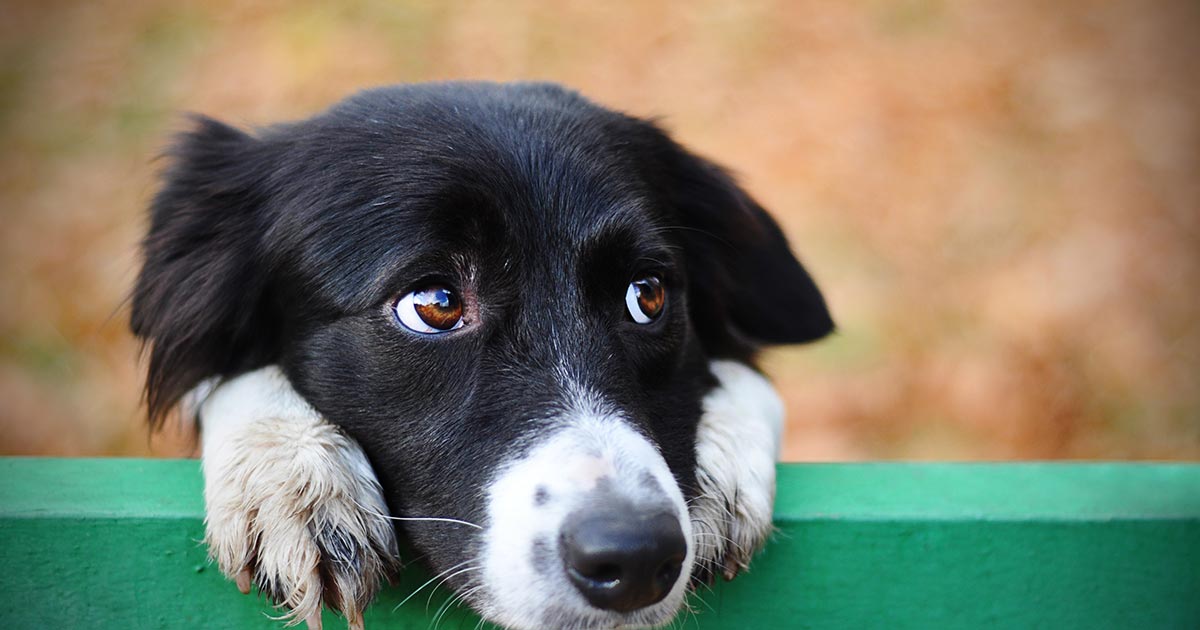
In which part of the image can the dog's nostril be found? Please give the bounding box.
[571,561,622,587]
[560,508,686,613]
[654,554,683,592]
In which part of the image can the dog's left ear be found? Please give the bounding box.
[658,145,834,354]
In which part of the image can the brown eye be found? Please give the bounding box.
[394,285,464,334]
[625,276,665,324]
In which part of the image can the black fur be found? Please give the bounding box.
[131,80,832,601]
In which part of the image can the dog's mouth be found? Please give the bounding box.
[463,414,695,630]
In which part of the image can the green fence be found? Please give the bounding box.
[1,458,1197,629]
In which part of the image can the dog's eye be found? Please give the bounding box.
[625,276,665,324]
[393,285,464,334]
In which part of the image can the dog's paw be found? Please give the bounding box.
[689,360,784,586]
[199,368,400,629]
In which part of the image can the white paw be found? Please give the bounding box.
[689,360,783,585]
[199,368,400,628]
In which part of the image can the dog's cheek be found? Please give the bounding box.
[632,343,711,497]
[286,317,471,416]
[280,318,495,553]
[282,316,489,489]
[623,297,694,389]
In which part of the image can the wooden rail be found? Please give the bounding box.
[1,458,1197,629]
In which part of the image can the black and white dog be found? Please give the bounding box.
[131,82,832,630]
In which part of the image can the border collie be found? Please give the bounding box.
[131,82,832,630]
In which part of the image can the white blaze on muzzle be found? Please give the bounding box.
[479,413,694,630]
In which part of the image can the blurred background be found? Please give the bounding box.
[1,0,1197,460]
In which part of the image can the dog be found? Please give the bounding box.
[131,81,833,630]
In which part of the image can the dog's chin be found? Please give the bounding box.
[472,558,693,630]
[481,595,688,630]
[472,541,694,630]
[470,544,694,630]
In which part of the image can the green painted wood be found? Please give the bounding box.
[1,458,1197,629]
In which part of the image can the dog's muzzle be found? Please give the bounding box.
[480,413,694,629]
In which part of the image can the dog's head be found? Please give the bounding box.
[133,82,831,629]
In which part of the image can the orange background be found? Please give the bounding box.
[2,1,1197,460]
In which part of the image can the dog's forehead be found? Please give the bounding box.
[274,87,673,312]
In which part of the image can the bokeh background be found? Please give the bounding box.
[2,1,1197,460]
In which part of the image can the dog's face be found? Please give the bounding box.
[132,82,831,629]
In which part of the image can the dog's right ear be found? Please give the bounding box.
[131,116,278,428]
[652,140,835,359]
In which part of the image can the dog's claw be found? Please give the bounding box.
[721,555,740,581]
[236,567,252,594]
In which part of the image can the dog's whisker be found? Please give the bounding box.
[658,223,732,247]
[670,597,698,630]
[689,583,718,612]
[690,531,749,553]
[687,596,706,630]
[451,585,487,628]
[685,490,725,506]
[635,255,671,268]
[378,515,483,530]
[353,500,482,530]
[430,583,482,630]
[392,561,478,612]
[425,566,481,612]
[429,595,454,630]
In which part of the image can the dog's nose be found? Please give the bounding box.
[559,506,686,613]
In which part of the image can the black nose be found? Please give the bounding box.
[559,507,687,613]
